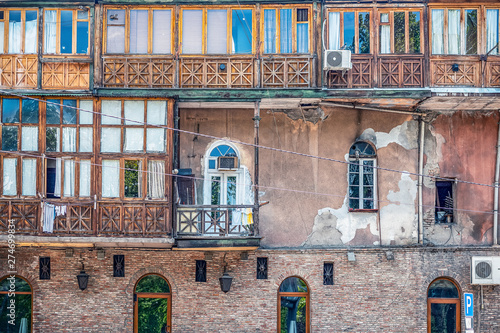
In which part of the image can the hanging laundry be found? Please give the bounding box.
[43,203,55,233]
[55,205,67,216]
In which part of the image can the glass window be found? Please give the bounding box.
[348,142,376,210]
[380,10,421,54]
[435,180,454,223]
[153,10,171,54]
[263,7,310,54]
[102,159,119,198]
[22,158,36,196]
[432,8,477,55]
[134,274,171,333]
[106,9,126,53]
[2,158,17,195]
[428,279,460,333]
[44,9,89,55]
[328,11,370,54]
[0,276,32,332]
[278,277,309,333]
[130,10,148,54]
[487,9,499,55]
[232,9,252,54]
[1,98,40,152]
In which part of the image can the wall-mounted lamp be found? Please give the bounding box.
[347,252,356,262]
[77,262,89,291]
[219,266,233,293]
[451,63,459,72]
[385,251,395,261]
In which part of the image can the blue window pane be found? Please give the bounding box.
[2,98,19,123]
[297,23,309,53]
[77,21,89,54]
[264,10,276,53]
[232,10,252,54]
[62,100,77,124]
[343,12,355,53]
[60,11,73,54]
[358,12,370,54]
[26,11,37,22]
[22,99,39,124]
[2,126,18,151]
[210,145,236,157]
[46,99,60,124]
[208,160,216,169]
[280,9,292,53]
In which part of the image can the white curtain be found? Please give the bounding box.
[183,10,203,54]
[130,10,148,54]
[147,101,166,125]
[147,128,165,152]
[207,10,227,54]
[124,128,144,152]
[487,10,499,55]
[79,100,93,124]
[102,160,119,198]
[280,9,292,53]
[124,100,144,125]
[22,158,36,196]
[101,100,122,125]
[448,10,460,54]
[8,12,21,54]
[79,159,91,197]
[328,12,340,50]
[21,126,38,151]
[24,11,37,54]
[3,158,17,195]
[264,10,276,53]
[153,10,171,54]
[148,160,165,198]
[63,159,75,197]
[79,128,93,153]
[297,23,309,53]
[101,128,121,152]
[62,127,77,152]
[44,11,57,54]
[106,10,125,53]
[0,21,4,53]
[54,158,62,197]
[432,10,444,54]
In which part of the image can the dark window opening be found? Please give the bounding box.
[436,180,454,223]
[323,263,333,285]
[195,260,207,282]
[297,9,308,22]
[113,255,125,277]
[39,257,50,280]
[257,257,268,280]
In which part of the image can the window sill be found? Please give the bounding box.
[348,208,378,213]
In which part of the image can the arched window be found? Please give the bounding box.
[0,276,32,332]
[348,141,377,210]
[278,277,309,333]
[427,278,460,333]
[134,274,171,333]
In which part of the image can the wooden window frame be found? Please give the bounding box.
[133,274,172,333]
[327,9,373,54]
[103,6,174,55]
[378,8,424,54]
[179,6,256,55]
[277,276,310,333]
[427,278,461,333]
[0,97,41,153]
[42,8,91,56]
[0,276,33,333]
[429,6,481,55]
[348,157,377,211]
[261,5,313,55]
[0,8,38,55]
[44,157,93,199]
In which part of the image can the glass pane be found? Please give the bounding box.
[349,198,359,209]
[136,275,170,293]
[280,9,292,53]
[207,10,227,54]
[62,100,77,124]
[137,297,169,333]
[22,159,36,196]
[363,173,373,185]
[44,10,57,54]
[349,186,359,200]
[487,10,499,55]
[46,99,60,124]
[124,100,144,125]
[102,160,119,197]
[349,163,359,173]
[232,9,252,54]
[3,98,20,123]
[21,126,38,151]
[8,11,21,53]
[430,303,456,333]
[124,128,144,152]
[77,21,89,54]
[209,160,216,169]
[0,293,32,332]
[101,100,122,125]
[279,277,308,292]
[25,11,37,54]
[343,12,355,53]
[130,10,148,54]
[363,198,374,209]
[432,10,444,54]
[0,276,31,291]
[147,101,166,125]
[22,99,38,123]
[147,160,165,199]
[448,10,460,54]
[79,127,93,152]
[3,158,17,195]
[281,296,306,333]
[409,12,421,53]
[124,160,141,198]
[363,186,373,200]
[60,11,73,54]
[466,10,477,55]
[428,279,459,298]
[101,128,121,152]
[211,176,221,205]
[264,10,276,53]
[2,126,18,151]
[106,10,125,54]
[62,127,77,152]
[358,12,370,54]
[79,100,93,124]
[146,128,165,152]
[182,10,202,54]
[80,159,91,197]
[153,10,171,54]
[394,12,405,53]
[210,145,236,157]
[46,127,60,152]
[77,10,88,20]
[227,176,236,205]
[63,159,75,197]
[297,23,308,53]
[349,172,359,186]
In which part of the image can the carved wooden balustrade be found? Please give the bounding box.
[175,205,254,237]
[0,55,38,89]
[0,199,171,237]
[327,55,373,88]
[431,57,500,88]
[261,55,315,88]
[41,60,91,90]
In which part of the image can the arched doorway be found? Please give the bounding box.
[134,274,171,333]
[278,276,309,333]
[0,276,32,333]
[427,278,461,333]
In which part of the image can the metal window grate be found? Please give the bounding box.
[196,260,207,282]
[39,257,51,280]
[113,255,125,277]
[256,257,268,279]
[323,262,334,285]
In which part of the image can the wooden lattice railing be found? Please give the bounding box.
[176,205,254,236]
[0,55,38,89]
[261,55,315,88]
[430,57,500,88]
[327,55,373,88]
[41,61,90,90]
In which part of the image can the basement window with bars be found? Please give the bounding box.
[348,141,377,210]
[435,180,455,224]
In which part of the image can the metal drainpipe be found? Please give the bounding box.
[493,114,500,246]
[418,115,425,244]
[253,101,261,236]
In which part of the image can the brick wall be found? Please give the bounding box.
[1,247,499,333]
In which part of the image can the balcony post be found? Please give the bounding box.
[253,101,260,236]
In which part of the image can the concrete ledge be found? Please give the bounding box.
[0,235,175,248]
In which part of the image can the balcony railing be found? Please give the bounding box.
[175,204,254,237]
[430,56,500,88]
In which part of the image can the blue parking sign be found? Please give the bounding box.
[464,293,474,317]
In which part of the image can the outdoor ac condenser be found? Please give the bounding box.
[471,256,500,285]
[324,50,352,71]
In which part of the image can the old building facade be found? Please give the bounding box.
[0,0,499,332]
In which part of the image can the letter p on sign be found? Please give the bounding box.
[464,293,473,317]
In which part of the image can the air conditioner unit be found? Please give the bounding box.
[471,256,500,285]
[324,50,352,71]
[217,156,238,170]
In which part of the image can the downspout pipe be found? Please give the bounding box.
[493,113,500,246]
[418,115,425,244]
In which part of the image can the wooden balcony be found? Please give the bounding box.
[0,55,38,89]
[430,56,500,88]
[41,61,90,90]
[261,55,315,88]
